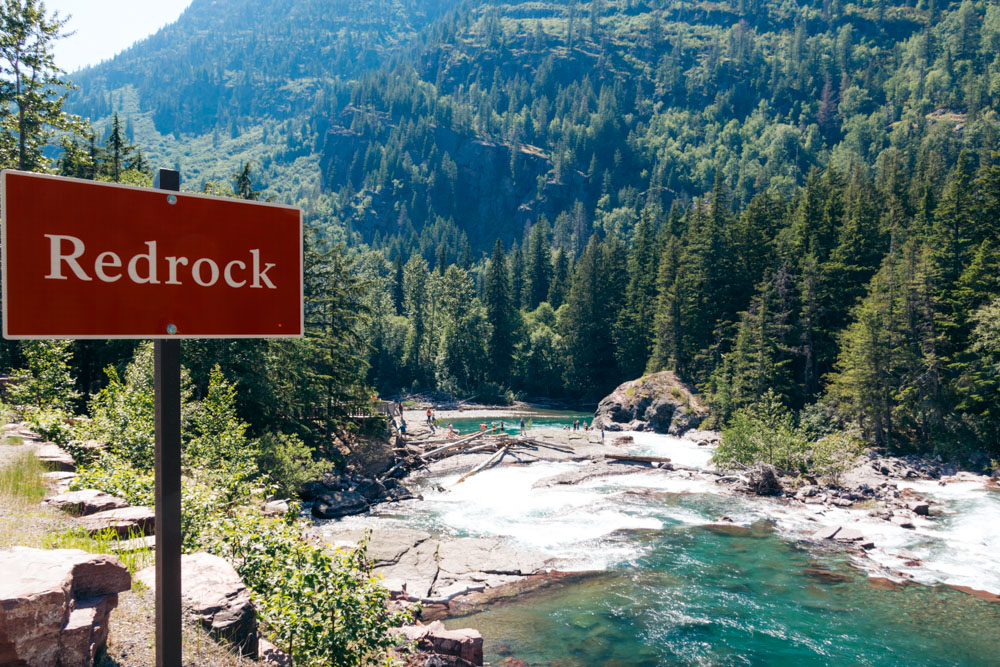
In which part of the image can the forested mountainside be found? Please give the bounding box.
[69,0,462,137]
[61,0,1000,456]
[73,0,1000,251]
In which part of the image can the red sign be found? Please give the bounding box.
[2,170,303,339]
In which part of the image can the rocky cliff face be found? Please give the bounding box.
[592,371,706,435]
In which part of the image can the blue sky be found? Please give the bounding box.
[45,0,194,73]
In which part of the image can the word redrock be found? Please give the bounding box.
[44,234,277,289]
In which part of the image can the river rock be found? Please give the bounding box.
[262,499,289,516]
[890,515,916,529]
[741,463,783,496]
[813,525,841,540]
[0,547,130,666]
[909,502,930,516]
[43,489,129,516]
[396,621,484,665]
[312,489,369,518]
[592,371,706,435]
[137,552,258,656]
[35,442,76,471]
[322,528,552,602]
[258,637,292,666]
[81,505,155,536]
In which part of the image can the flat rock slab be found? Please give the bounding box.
[44,489,129,516]
[35,443,75,472]
[321,527,553,602]
[834,528,865,542]
[394,620,484,665]
[813,526,841,540]
[81,506,155,537]
[137,552,257,656]
[0,547,130,666]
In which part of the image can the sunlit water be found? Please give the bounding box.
[324,427,1000,665]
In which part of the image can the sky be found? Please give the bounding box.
[45,0,195,73]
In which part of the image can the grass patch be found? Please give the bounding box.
[3,435,24,446]
[45,525,155,576]
[0,451,47,507]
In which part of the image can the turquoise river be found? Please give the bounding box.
[332,413,1000,665]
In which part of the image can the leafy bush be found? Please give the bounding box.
[25,407,76,445]
[256,432,330,498]
[7,340,80,411]
[73,451,155,506]
[714,390,810,472]
[808,431,866,485]
[201,509,411,665]
[84,343,158,468]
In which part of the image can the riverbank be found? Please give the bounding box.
[314,424,1000,661]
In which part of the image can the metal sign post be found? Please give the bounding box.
[154,169,182,667]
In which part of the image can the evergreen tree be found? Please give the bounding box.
[484,239,516,386]
[0,0,80,171]
[525,219,552,309]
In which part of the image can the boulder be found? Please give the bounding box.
[312,490,369,519]
[395,621,483,666]
[592,371,706,435]
[909,502,930,516]
[35,443,76,472]
[43,489,130,516]
[258,637,292,666]
[81,505,155,537]
[741,464,783,496]
[890,515,916,529]
[0,547,130,666]
[137,552,258,656]
[262,499,289,516]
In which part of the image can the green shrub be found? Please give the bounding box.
[202,509,411,665]
[809,430,866,485]
[25,407,76,445]
[84,344,158,468]
[256,432,330,498]
[73,452,155,506]
[7,340,80,412]
[713,390,810,472]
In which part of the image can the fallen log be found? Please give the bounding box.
[420,431,485,460]
[604,454,672,464]
[455,446,509,485]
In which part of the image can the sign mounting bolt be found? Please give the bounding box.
[166,324,178,335]
[167,195,177,205]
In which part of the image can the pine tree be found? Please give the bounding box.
[547,248,570,308]
[0,0,81,171]
[525,219,552,309]
[484,239,516,385]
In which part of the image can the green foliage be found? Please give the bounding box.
[256,432,330,498]
[24,407,75,445]
[72,451,155,506]
[0,0,83,171]
[8,340,80,412]
[200,510,412,665]
[714,390,810,472]
[83,343,159,469]
[808,431,866,485]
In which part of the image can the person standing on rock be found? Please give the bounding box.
[520,416,526,434]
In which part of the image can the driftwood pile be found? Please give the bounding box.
[380,429,679,486]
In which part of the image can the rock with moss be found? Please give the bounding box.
[592,371,706,435]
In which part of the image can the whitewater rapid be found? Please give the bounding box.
[334,431,1000,595]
